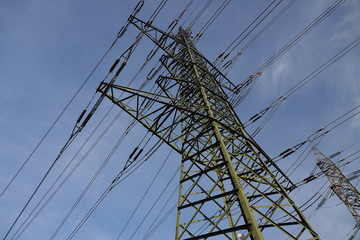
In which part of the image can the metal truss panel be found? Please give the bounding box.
[313,148,360,232]
[100,19,320,240]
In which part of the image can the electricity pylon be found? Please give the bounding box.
[312,147,360,240]
[98,16,319,240]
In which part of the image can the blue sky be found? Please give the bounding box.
[0,0,359,239]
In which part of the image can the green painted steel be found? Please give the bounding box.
[99,17,320,240]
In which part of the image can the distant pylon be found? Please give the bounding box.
[312,147,360,240]
[99,16,319,239]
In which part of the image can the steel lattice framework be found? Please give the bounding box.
[313,148,360,240]
[98,16,319,240]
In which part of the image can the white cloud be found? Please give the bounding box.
[331,1,360,42]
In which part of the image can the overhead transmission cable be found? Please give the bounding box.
[61,35,183,237]
[283,141,360,196]
[14,94,157,239]
[243,36,360,135]
[11,105,123,240]
[228,0,285,52]
[216,0,297,79]
[121,0,194,91]
[62,125,172,240]
[115,149,174,239]
[272,103,360,163]
[342,138,360,153]
[341,149,360,160]
[269,104,360,178]
[142,189,178,239]
[195,0,231,38]
[11,41,169,238]
[213,0,279,72]
[181,0,204,26]
[230,0,347,106]
[60,4,194,231]
[133,0,354,237]
[257,0,346,73]
[48,127,153,240]
[128,165,180,239]
[2,3,149,239]
[150,0,168,21]
[8,25,152,240]
[7,0,354,238]
[218,0,280,57]
[12,47,155,238]
[64,138,165,240]
[54,129,163,240]
[187,0,214,29]
[3,125,80,240]
[337,149,360,170]
[0,0,144,202]
[47,58,171,239]
[240,0,296,53]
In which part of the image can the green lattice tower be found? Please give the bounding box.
[98,16,320,240]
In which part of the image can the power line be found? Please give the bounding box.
[54,75,176,240]
[11,43,171,239]
[228,0,284,54]
[240,0,297,53]
[128,163,179,239]
[11,105,119,240]
[3,1,358,239]
[1,2,150,237]
[230,0,347,106]
[0,25,115,201]
[142,191,178,239]
[215,0,297,78]
[116,149,173,239]
[0,0,146,202]
[195,0,231,41]
[187,0,214,29]
[3,127,80,240]
[244,36,360,135]
[47,69,168,238]
[65,139,165,240]
[256,0,347,73]
[268,103,360,178]
[220,0,279,55]
[49,121,148,240]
